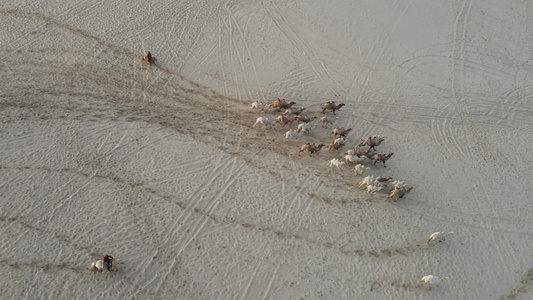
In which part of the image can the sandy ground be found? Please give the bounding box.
[1,0,533,299]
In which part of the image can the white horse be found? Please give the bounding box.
[89,260,106,272]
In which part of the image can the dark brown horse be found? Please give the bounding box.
[142,52,157,64]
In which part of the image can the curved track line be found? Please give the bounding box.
[263,2,349,97]
[150,159,249,296]
[449,0,474,157]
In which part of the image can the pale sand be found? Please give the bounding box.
[1,1,533,299]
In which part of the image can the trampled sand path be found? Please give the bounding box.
[1,1,533,299]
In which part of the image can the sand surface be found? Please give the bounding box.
[1,1,533,299]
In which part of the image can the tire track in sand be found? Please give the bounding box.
[449,0,473,158]
[137,158,249,297]
[225,2,265,102]
[449,0,523,280]
[262,1,351,98]
[0,1,103,52]
[1,9,454,296]
[129,157,237,293]
[216,16,245,155]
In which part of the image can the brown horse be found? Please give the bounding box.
[142,52,157,64]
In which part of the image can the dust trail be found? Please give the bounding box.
[0,258,87,274]
[370,275,447,293]
[0,215,102,258]
[2,165,431,262]
[0,8,373,200]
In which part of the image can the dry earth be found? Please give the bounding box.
[1,1,533,299]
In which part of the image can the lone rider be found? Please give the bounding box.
[103,255,114,272]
